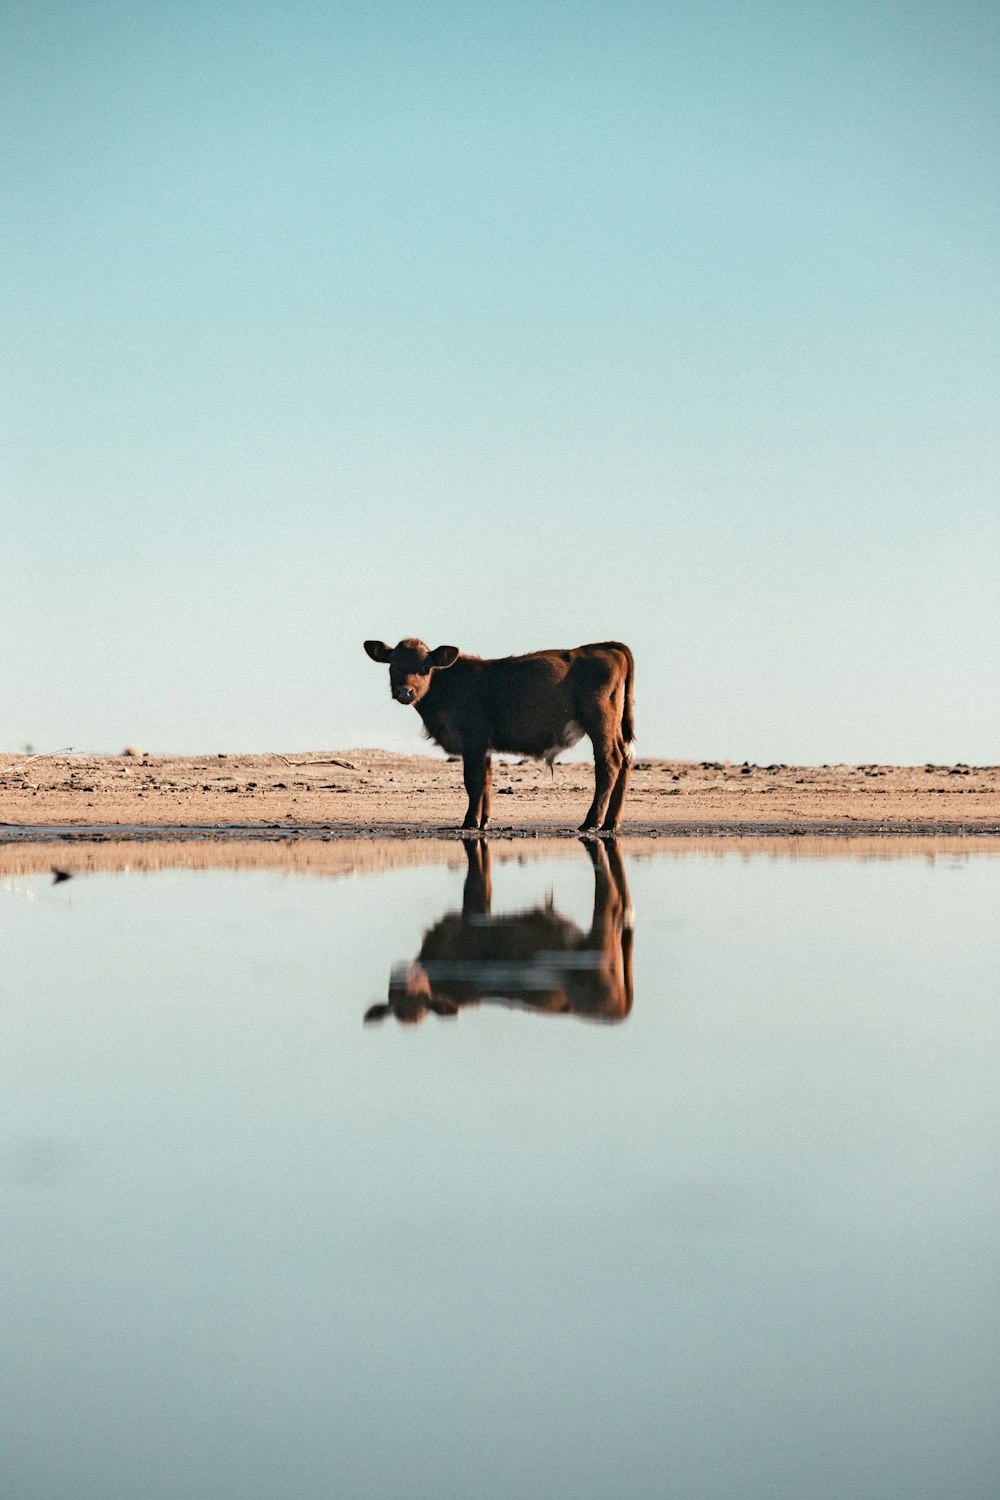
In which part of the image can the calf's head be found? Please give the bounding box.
[364,637,459,706]
[364,961,461,1025]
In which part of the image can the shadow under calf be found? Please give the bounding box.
[365,838,634,1025]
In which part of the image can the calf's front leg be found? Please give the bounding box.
[461,749,490,831]
[480,757,494,828]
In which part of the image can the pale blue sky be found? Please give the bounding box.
[2,1,997,761]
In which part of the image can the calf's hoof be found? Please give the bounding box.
[578,821,600,835]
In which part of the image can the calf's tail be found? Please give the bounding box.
[592,640,635,744]
[619,644,635,745]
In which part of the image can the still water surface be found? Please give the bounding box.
[2,842,998,1500]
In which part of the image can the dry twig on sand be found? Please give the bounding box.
[2,746,75,776]
[272,753,357,770]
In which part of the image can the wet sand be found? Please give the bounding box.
[2,749,999,844]
[2,833,999,882]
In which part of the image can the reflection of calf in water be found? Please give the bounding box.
[365,839,634,1025]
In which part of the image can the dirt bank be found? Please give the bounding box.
[2,750,999,839]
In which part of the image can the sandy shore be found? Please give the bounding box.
[2,749,999,842]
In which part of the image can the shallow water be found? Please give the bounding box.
[2,841,998,1500]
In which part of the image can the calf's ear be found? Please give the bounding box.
[364,640,393,663]
[428,645,460,669]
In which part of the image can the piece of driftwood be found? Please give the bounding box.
[272,754,357,770]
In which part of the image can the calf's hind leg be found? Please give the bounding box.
[601,744,631,831]
[579,729,623,833]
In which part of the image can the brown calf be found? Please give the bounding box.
[364,838,634,1025]
[363,637,635,832]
